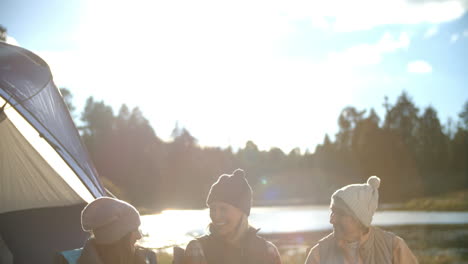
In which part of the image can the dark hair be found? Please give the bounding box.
[95,231,143,264]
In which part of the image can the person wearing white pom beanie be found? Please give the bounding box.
[305,176,418,264]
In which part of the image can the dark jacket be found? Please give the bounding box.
[55,239,157,264]
[196,227,275,264]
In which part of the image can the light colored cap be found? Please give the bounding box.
[81,197,141,244]
[331,176,381,227]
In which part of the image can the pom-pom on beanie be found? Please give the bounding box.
[206,169,253,216]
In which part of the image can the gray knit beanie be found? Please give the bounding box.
[81,197,141,244]
[206,169,253,216]
[331,176,381,227]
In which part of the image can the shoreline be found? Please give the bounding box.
[141,189,468,214]
[261,223,468,246]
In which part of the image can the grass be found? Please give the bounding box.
[152,225,468,264]
[155,249,468,264]
[397,190,468,211]
[417,251,468,264]
[155,252,173,264]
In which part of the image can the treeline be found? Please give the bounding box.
[62,89,468,211]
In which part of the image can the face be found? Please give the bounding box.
[330,206,363,242]
[129,229,142,252]
[209,201,243,237]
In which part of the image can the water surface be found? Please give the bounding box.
[139,205,468,249]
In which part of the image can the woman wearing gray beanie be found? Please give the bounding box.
[56,197,156,264]
[183,169,282,264]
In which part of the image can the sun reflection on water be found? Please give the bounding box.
[138,208,210,250]
[137,205,332,250]
[138,206,468,252]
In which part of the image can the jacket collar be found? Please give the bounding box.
[77,239,104,264]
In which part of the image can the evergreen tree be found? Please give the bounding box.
[0,25,7,42]
[417,106,449,194]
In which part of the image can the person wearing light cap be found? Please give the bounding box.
[183,169,281,264]
[305,176,418,264]
[56,197,156,264]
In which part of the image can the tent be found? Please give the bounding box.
[0,42,107,264]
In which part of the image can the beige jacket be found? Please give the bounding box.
[305,227,418,264]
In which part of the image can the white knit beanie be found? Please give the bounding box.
[331,176,381,227]
[81,197,141,244]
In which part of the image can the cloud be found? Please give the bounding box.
[450,33,460,42]
[424,26,439,38]
[280,0,467,32]
[407,60,433,73]
[449,29,468,42]
[5,35,19,46]
[328,32,410,67]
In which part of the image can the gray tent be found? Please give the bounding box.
[0,42,107,264]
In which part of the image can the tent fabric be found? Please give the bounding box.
[0,42,108,264]
[0,234,13,264]
[0,115,83,213]
[0,42,106,205]
[0,204,89,264]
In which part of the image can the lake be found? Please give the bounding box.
[138,205,468,249]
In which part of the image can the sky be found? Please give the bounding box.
[1,0,468,153]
